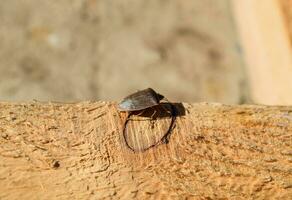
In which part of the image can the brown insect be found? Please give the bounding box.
[118,88,164,111]
[118,88,176,152]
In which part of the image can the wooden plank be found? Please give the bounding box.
[0,101,291,199]
[232,0,292,105]
[279,0,292,44]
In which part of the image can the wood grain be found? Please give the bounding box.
[0,102,291,199]
[279,0,292,45]
[232,0,292,105]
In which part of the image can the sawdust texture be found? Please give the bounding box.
[0,102,291,199]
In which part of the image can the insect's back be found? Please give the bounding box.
[118,88,164,111]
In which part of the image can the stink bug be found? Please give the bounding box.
[118,88,177,152]
[118,88,164,111]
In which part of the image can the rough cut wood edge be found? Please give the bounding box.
[232,0,292,105]
[0,101,291,199]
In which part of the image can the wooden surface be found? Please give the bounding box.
[232,0,292,105]
[280,0,292,45]
[0,101,291,199]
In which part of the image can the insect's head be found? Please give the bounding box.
[156,93,164,102]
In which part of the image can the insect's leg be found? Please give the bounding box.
[127,109,147,121]
[136,109,146,116]
[160,97,174,115]
[150,108,157,119]
[160,104,171,115]
[148,107,156,129]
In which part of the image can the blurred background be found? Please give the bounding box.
[0,0,291,105]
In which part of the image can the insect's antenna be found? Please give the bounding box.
[161,103,177,143]
[122,112,133,152]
